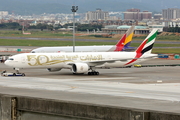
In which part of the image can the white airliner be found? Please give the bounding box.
[5,29,158,75]
[30,26,135,53]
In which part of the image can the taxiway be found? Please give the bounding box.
[0,59,180,114]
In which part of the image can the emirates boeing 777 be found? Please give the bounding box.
[5,29,158,75]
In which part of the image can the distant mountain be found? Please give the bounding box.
[0,0,180,15]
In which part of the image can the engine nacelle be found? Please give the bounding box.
[47,68,62,72]
[72,63,89,73]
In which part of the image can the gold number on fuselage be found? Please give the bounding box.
[37,55,49,65]
[27,55,49,66]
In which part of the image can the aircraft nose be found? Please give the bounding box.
[4,60,12,67]
[4,60,9,66]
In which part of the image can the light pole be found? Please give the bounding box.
[71,6,78,52]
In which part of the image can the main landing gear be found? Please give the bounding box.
[87,67,99,75]
[88,71,99,75]
[72,67,100,75]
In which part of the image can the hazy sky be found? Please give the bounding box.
[1,0,180,15]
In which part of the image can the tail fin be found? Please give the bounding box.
[135,29,158,55]
[125,29,158,66]
[114,25,135,51]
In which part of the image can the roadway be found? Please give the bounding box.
[0,59,180,113]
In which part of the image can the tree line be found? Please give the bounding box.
[0,22,21,29]
[163,26,180,33]
[4,22,180,33]
[58,23,103,31]
[0,22,103,31]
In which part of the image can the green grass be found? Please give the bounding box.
[152,48,180,54]
[0,30,73,38]
[157,36,180,41]
[0,30,180,54]
[131,43,180,47]
[0,39,180,54]
[0,39,115,46]
[1,30,180,41]
[133,36,180,41]
[2,39,179,47]
[29,31,73,37]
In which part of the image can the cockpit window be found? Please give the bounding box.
[8,58,14,60]
[31,51,35,53]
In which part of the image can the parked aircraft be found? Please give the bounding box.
[5,29,158,75]
[30,26,135,53]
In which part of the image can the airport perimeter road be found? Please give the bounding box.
[0,59,180,113]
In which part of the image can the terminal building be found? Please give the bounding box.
[102,25,149,34]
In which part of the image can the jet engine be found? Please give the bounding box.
[72,63,89,73]
[47,68,62,72]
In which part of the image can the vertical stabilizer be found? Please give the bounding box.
[135,29,158,55]
[125,29,158,65]
[114,25,135,51]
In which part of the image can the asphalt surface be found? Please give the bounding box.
[0,59,180,113]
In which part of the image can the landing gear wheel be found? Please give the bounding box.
[88,71,99,75]
[13,73,16,76]
[22,73,25,76]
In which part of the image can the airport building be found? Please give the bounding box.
[162,21,180,27]
[102,25,149,34]
[148,24,164,32]
[162,8,180,20]
[87,19,137,27]
[85,9,109,21]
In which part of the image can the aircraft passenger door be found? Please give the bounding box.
[21,56,25,64]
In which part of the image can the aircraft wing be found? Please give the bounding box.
[87,55,158,64]
[67,55,158,67]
